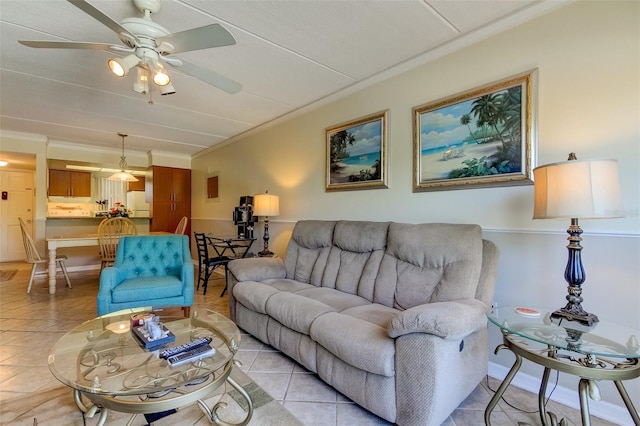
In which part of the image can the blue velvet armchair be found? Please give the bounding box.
[97,235,194,316]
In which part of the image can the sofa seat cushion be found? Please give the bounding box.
[233,281,282,314]
[112,276,183,303]
[295,287,371,312]
[341,303,400,328]
[262,278,315,293]
[310,311,395,377]
[266,292,336,335]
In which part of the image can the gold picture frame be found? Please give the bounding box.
[413,70,537,192]
[325,110,388,192]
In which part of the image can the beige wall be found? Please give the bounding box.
[1,0,638,420]
[191,1,639,420]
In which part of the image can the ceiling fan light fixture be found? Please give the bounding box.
[160,83,176,95]
[107,54,140,77]
[132,67,149,94]
[153,70,171,86]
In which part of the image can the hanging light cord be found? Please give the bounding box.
[118,132,128,171]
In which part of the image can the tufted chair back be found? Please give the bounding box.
[97,234,194,316]
[115,235,188,279]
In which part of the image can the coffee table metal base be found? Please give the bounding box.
[73,361,253,426]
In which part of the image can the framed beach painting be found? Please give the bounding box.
[413,70,537,192]
[326,110,388,192]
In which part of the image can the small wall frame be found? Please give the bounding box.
[207,176,219,198]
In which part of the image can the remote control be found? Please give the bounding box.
[167,345,215,367]
[160,337,213,359]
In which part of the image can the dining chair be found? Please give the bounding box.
[175,216,188,235]
[98,217,137,270]
[18,217,71,294]
[194,232,231,296]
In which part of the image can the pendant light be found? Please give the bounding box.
[108,133,139,182]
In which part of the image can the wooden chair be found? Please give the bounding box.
[175,216,188,235]
[98,217,137,270]
[19,217,71,294]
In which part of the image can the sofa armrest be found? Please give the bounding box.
[388,299,489,340]
[181,260,195,306]
[228,257,286,282]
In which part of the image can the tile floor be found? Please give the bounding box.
[0,262,619,425]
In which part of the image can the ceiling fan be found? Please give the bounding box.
[18,0,242,95]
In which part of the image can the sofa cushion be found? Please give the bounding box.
[322,221,389,298]
[284,220,335,285]
[262,278,315,293]
[310,311,395,377]
[111,276,183,303]
[233,281,281,314]
[294,287,370,312]
[266,292,336,335]
[341,303,400,328]
[378,223,483,310]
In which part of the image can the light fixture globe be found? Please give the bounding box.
[153,71,170,86]
[108,133,139,182]
[107,54,140,77]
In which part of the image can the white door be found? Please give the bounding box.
[0,170,35,262]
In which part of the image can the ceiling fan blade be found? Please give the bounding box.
[168,59,242,94]
[18,40,125,52]
[67,0,139,46]
[157,24,236,54]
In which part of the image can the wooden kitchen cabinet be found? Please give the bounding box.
[127,176,145,192]
[48,169,91,197]
[149,166,191,236]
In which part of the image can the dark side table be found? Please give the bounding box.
[485,307,640,426]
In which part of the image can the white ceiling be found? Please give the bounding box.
[0,0,568,166]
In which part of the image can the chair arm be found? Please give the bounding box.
[228,257,286,282]
[387,299,489,340]
[98,267,126,292]
[180,260,195,306]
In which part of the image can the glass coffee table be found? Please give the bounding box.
[48,308,252,426]
[485,307,640,426]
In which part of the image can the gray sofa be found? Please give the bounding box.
[227,220,499,425]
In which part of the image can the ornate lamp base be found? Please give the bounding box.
[553,218,599,327]
[551,307,599,327]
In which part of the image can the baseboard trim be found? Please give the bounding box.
[488,362,634,426]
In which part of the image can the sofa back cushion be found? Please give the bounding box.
[115,235,189,280]
[377,223,483,310]
[322,221,390,300]
[283,220,484,310]
[284,220,336,284]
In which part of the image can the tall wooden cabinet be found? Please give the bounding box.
[48,169,91,197]
[149,166,191,236]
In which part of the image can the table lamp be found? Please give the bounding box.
[253,190,280,257]
[533,153,622,326]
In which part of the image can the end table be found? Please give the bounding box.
[485,307,639,426]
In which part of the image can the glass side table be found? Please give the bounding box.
[485,307,640,426]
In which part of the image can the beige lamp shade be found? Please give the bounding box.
[253,192,280,217]
[533,158,622,220]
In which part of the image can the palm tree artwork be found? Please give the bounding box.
[327,114,385,187]
[418,85,524,181]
